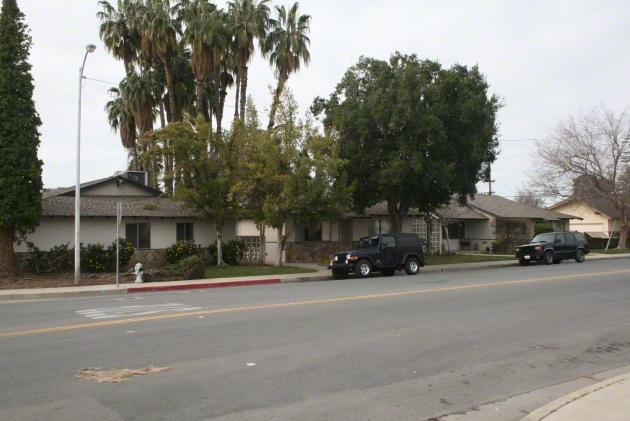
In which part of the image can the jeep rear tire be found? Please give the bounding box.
[404,257,420,275]
[355,260,372,278]
[543,251,554,265]
[332,269,348,280]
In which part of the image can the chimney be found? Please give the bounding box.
[124,171,148,186]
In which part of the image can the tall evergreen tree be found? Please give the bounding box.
[0,0,43,274]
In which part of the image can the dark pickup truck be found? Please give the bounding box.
[328,233,425,279]
[515,231,589,266]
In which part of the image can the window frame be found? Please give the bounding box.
[126,222,151,249]
[176,222,194,242]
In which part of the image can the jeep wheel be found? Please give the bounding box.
[552,258,562,264]
[404,257,420,275]
[355,260,372,278]
[575,249,585,263]
[332,269,348,280]
[543,251,554,265]
[518,259,530,266]
[382,268,396,277]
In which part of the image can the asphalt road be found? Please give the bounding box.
[1,259,630,421]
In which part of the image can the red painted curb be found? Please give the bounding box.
[127,278,282,294]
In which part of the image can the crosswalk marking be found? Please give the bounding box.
[76,303,202,319]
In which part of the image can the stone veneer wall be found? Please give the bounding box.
[285,242,341,263]
[125,249,167,270]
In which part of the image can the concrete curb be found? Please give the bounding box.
[1,253,628,301]
[520,373,630,421]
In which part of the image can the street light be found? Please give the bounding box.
[74,43,96,284]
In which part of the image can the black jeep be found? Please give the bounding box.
[515,231,590,266]
[327,233,426,279]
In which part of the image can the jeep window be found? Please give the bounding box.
[381,236,396,248]
[531,233,555,243]
[358,237,380,249]
[399,235,419,247]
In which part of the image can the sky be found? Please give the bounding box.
[17,0,630,201]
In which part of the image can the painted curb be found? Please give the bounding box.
[0,288,128,301]
[127,278,282,293]
[520,373,630,421]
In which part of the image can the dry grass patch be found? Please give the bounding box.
[76,365,173,383]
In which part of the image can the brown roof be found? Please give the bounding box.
[343,202,423,218]
[437,201,488,220]
[42,196,200,218]
[467,194,579,221]
[549,197,625,219]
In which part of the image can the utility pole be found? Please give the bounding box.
[484,162,495,195]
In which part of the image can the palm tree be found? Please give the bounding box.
[105,87,139,168]
[227,0,270,120]
[263,2,310,130]
[97,0,141,73]
[136,0,182,122]
[217,51,236,135]
[120,69,157,134]
[179,0,225,119]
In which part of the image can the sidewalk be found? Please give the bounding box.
[0,253,628,302]
[1,254,629,420]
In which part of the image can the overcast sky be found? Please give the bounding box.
[17,0,630,200]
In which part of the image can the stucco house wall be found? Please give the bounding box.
[549,201,614,233]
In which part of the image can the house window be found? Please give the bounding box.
[295,221,323,242]
[368,220,390,236]
[176,223,194,242]
[126,222,151,249]
[443,222,465,239]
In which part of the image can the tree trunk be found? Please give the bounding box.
[216,222,225,266]
[425,212,432,255]
[443,221,451,255]
[218,89,227,136]
[239,64,248,120]
[275,225,284,267]
[617,208,627,249]
[163,59,178,123]
[0,227,17,275]
[387,201,409,233]
[158,102,166,129]
[195,78,204,118]
[233,69,240,119]
[267,74,288,130]
[259,225,265,265]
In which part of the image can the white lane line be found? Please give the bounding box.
[76,303,202,319]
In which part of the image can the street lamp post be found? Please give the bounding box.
[74,43,96,285]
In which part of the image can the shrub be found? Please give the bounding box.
[21,242,73,274]
[171,255,205,280]
[207,239,247,266]
[165,240,204,264]
[21,238,135,274]
[534,222,554,236]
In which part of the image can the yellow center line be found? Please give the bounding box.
[1,269,628,338]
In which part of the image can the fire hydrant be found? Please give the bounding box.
[134,262,144,283]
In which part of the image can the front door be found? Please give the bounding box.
[554,233,568,257]
[381,235,397,266]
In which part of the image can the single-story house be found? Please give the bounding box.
[19,173,581,266]
[547,197,625,238]
[16,172,236,268]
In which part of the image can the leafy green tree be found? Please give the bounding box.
[141,116,245,265]
[312,53,501,232]
[0,0,43,274]
[240,88,350,266]
[263,2,310,130]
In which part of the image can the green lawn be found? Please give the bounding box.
[425,254,514,265]
[203,265,318,279]
[589,249,630,254]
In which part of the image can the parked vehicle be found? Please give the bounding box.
[327,233,425,279]
[515,231,589,266]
